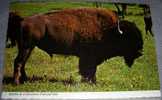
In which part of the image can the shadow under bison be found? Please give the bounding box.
[7,8,143,85]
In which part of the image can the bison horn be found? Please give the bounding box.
[117,20,123,34]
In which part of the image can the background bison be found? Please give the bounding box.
[6,12,23,48]
[8,8,143,85]
[143,5,153,36]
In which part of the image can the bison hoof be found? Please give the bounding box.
[81,76,96,84]
[14,79,20,85]
[14,76,27,85]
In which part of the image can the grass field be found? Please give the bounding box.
[3,1,160,92]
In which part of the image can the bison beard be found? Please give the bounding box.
[10,8,143,85]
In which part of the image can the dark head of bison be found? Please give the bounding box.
[102,20,143,68]
[6,12,23,48]
[110,20,143,68]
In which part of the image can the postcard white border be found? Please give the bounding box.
[1,91,161,100]
[0,0,162,100]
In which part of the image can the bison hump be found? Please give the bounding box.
[44,8,118,44]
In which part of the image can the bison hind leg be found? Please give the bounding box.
[20,67,28,83]
[14,47,34,85]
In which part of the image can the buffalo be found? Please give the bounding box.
[143,5,153,36]
[6,12,23,48]
[7,8,143,85]
[144,15,153,36]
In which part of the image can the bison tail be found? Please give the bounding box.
[117,20,123,34]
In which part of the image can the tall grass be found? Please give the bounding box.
[3,2,160,91]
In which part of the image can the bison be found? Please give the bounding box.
[143,5,153,37]
[7,8,143,85]
[6,12,23,48]
[144,15,153,36]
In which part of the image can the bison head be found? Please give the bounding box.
[119,20,143,67]
[104,20,143,68]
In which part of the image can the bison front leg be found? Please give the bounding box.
[79,55,97,83]
[14,47,33,85]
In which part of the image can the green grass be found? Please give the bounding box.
[3,2,160,92]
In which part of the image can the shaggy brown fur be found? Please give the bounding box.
[22,8,118,45]
[11,8,143,85]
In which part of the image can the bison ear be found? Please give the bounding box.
[124,56,135,68]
